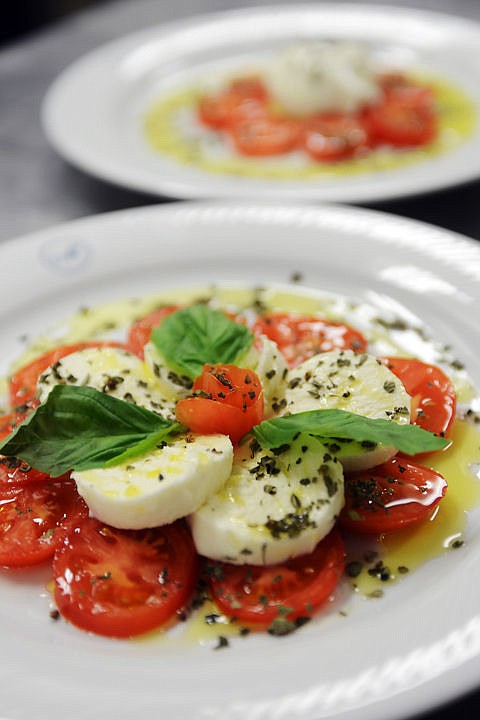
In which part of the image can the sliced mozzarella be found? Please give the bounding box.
[190,435,344,566]
[283,349,411,471]
[240,334,288,416]
[144,341,193,401]
[72,434,233,530]
[37,346,176,420]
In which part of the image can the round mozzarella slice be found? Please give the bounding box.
[37,346,176,420]
[283,349,411,471]
[240,335,288,417]
[72,434,233,530]
[143,341,193,401]
[190,435,344,566]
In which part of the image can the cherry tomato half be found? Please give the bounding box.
[380,357,456,438]
[0,477,88,568]
[340,456,447,535]
[175,364,263,445]
[253,312,368,367]
[8,342,125,408]
[198,76,269,130]
[53,518,198,638]
[207,529,345,628]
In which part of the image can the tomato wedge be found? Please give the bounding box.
[207,530,345,629]
[229,116,302,156]
[340,456,447,535]
[126,305,179,358]
[8,341,125,408]
[175,364,263,444]
[53,518,198,638]
[380,357,456,438]
[253,312,368,367]
[302,113,370,162]
[0,477,88,568]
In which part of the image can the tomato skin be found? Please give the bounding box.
[302,113,370,162]
[126,305,179,358]
[0,477,88,568]
[380,357,456,438]
[53,519,198,638]
[340,457,447,535]
[229,116,302,156]
[175,364,263,444]
[8,342,125,408]
[207,530,345,627]
[253,312,368,367]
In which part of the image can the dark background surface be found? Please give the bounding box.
[0,2,479,719]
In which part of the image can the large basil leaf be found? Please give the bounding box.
[0,385,183,477]
[151,303,253,379]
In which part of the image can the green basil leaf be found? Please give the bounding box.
[252,409,449,455]
[0,385,183,477]
[151,303,253,379]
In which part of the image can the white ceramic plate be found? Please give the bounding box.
[1,202,480,720]
[42,4,480,203]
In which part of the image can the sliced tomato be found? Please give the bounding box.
[126,305,179,358]
[0,457,54,488]
[302,112,370,162]
[175,364,263,444]
[229,116,302,156]
[0,410,30,441]
[253,312,368,367]
[8,341,125,408]
[378,73,435,107]
[340,456,447,535]
[207,530,345,628]
[380,357,456,438]
[198,75,269,130]
[0,477,88,568]
[53,518,198,638]
[363,96,436,147]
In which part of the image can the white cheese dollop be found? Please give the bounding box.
[264,42,380,116]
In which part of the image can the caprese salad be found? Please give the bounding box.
[144,42,476,178]
[0,287,477,642]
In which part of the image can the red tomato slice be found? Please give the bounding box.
[363,97,436,147]
[126,305,179,358]
[378,73,435,107]
[0,410,30,441]
[207,530,345,628]
[198,76,269,130]
[302,113,370,162]
[175,364,263,444]
[380,357,456,438]
[340,456,447,535]
[229,117,302,156]
[0,457,55,488]
[8,341,125,408]
[0,477,88,568]
[253,312,368,367]
[53,518,198,638]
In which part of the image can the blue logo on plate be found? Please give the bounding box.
[39,236,91,274]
